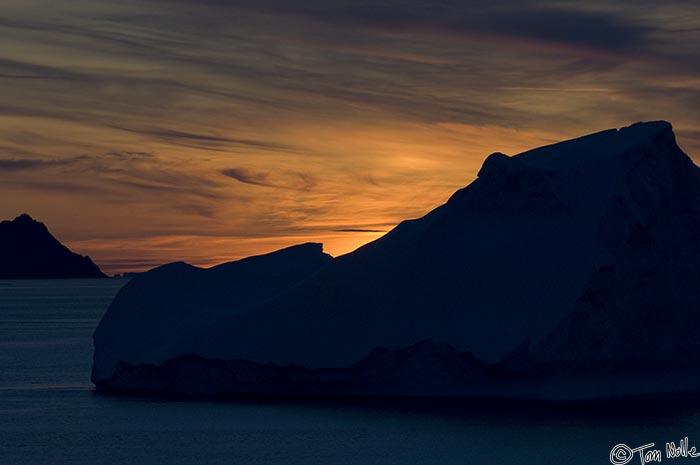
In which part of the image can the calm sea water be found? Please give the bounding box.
[2,279,700,465]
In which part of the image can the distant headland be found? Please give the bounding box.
[0,214,107,279]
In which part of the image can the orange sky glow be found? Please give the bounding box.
[1,0,698,274]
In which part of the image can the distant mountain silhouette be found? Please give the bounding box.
[94,121,700,399]
[0,214,106,279]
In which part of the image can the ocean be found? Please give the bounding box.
[1,279,699,465]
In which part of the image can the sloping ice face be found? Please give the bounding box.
[530,122,700,367]
[92,243,333,382]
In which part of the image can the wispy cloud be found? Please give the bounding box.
[112,126,293,152]
[334,228,386,233]
[0,149,229,222]
[221,168,317,190]
[220,168,273,187]
[291,2,652,55]
[0,158,70,171]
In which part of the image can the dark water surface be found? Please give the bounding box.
[2,279,700,465]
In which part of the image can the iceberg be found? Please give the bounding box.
[93,121,700,399]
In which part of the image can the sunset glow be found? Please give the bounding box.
[1,0,698,273]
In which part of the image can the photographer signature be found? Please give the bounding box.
[610,437,700,464]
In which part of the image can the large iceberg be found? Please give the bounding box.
[93,121,700,399]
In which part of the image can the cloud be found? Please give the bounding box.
[112,126,294,152]
[334,228,386,233]
[113,178,223,200]
[201,1,653,55]
[0,0,680,137]
[2,179,112,196]
[0,158,72,171]
[479,8,651,53]
[221,168,317,190]
[220,168,272,187]
[0,57,82,81]
[0,159,52,171]
[0,149,229,220]
[329,4,651,53]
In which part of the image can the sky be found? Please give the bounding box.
[0,0,698,274]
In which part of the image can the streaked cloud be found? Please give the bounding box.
[334,228,386,233]
[221,168,317,191]
[0,158,69,171]
[113,126,294,152]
